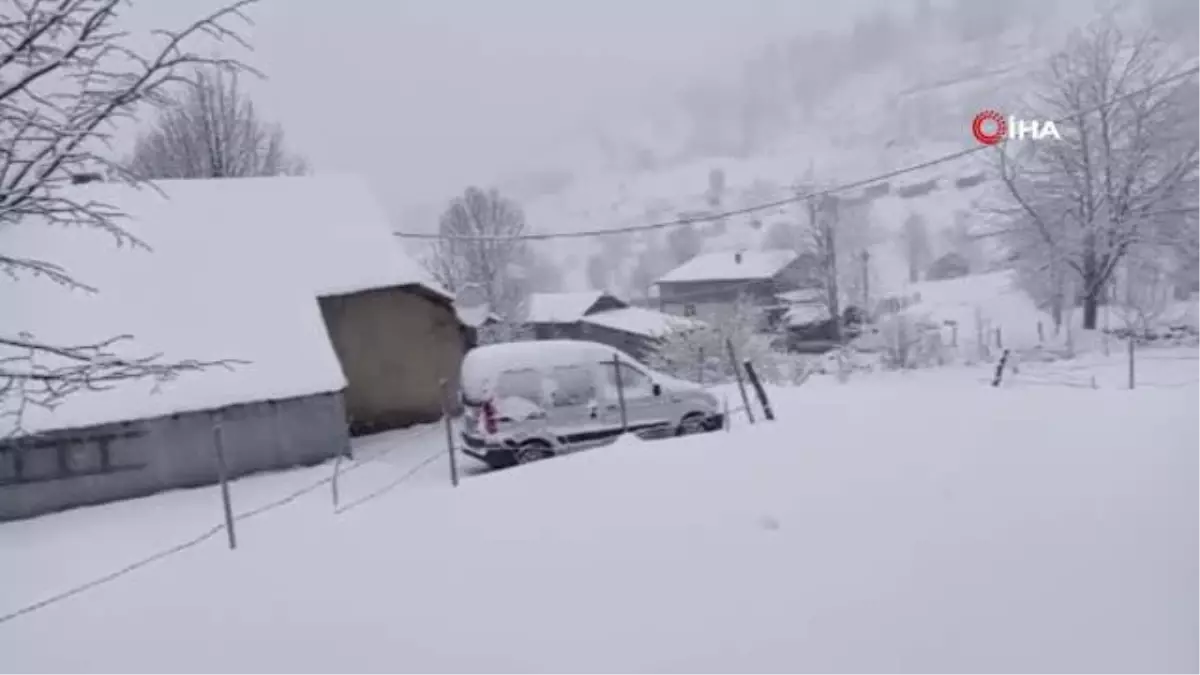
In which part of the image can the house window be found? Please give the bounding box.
[682,303,697,317]
[600,361,654,398]
[548,365,597,408]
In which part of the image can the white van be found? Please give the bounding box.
[458,340,723,469]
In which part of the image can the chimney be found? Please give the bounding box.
[70,172,104,185]
[734,250,743,264]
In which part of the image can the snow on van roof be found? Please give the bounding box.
[1,174,442,435]
[460,339,629,399]
[656,249,797,284]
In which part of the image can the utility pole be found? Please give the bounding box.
[823,195,841,344]
[862,251,871,310]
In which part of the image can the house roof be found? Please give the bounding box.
[581,307,701,338]
[525,291,620,323]
[1,173,444,435]
[656,249,798,284]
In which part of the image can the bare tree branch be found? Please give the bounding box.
[1,0,263,434]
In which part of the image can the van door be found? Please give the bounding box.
[599,360,673,438]
[545,363,610,451]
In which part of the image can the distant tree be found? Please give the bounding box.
[127,69,308,179]
[425,187,533,322]
[926,252,971,281]
[706,168,726,208]
[666,224,703,266]
[763,220,801,251]
[900,213,933,283]
[586,254,610,290]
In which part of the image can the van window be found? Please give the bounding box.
[601,361,653,398]
[548,365,596,407]
[496,368,544,405]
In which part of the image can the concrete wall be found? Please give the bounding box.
[0,392,348,522]
[319,285,466,435]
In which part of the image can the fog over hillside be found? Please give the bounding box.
[401,0,1198,304]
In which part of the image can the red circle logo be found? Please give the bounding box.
[971,110,1006,145]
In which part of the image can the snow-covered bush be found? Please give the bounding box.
[648,298,780,384]
[872,311,947,370]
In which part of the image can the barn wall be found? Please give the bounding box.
[0,392,348,522]
[319,286,466,434]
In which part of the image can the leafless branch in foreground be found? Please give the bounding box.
[0,334,248,438]
[1,0,262,433]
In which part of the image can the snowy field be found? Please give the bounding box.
[1,348,1197,673]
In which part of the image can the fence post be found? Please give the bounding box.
[723,394,730,432]
[726,338,755,425]
[1037,321,1044,344]
[697,346,705,385]
[440,379,459,487]
[995,326,1003,350]
[1127,336,1136,390]
[212,414,237,551]
[991,349,1011,388]
[743,360,775,421]
[331,453,343,509]
[611,354,628,432]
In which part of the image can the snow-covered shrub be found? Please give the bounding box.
[648,298,779,384]
[873,311,947,370]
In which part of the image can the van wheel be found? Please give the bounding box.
[516,440,554,465]
[677,413,708,436]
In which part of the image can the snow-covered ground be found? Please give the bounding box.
[1,349,1196,673]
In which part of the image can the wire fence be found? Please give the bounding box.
[0,426,447,626]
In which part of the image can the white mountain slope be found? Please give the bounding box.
[500,1,1197,302]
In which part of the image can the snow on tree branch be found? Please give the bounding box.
[988,16,1199,330]
[1,0,261,434]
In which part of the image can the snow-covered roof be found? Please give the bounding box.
[656,249,797,284]
[456,305,500,328]
[581,307,701,338]
[525,291,612,323]
[785,305,832,327]
[777,288,824,304]
[1,173,444,435]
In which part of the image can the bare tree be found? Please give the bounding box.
[127,68,308,179]
[425,186,533,322]
[1,0,258,434]
[992,18,1199,330]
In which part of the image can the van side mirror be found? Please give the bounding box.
[652,383,662,397]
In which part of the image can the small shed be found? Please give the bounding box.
[521,291,697,360]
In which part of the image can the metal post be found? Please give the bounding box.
[697,346,705,385]
[860,250,870,311]
[440,379,459,487]
[1127,336,1136,390]
[611,354,628,432]
[726,338,755,424]
[331,453,342,509]
[723,394,730,432]
[743,360,775,421]
[212,415,236,550]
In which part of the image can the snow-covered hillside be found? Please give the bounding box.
[480,0,1197,301]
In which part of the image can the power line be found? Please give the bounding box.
[394,65,1199,243]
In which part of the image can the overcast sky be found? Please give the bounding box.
[125,1,879,219]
